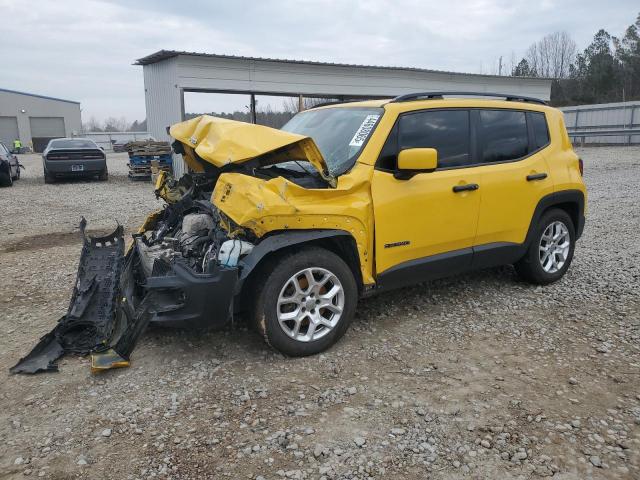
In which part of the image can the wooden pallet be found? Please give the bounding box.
[124,140,172,157]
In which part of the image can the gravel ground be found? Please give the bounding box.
[0,148,639,480]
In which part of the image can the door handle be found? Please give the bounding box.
[452,183,479,193]
[526,172,548,181]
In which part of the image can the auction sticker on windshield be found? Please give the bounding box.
[349,115,380,147]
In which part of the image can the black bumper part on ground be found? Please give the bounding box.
[10,219,125,374]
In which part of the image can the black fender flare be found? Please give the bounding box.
[236,229,359,292]
[525,190,586,246]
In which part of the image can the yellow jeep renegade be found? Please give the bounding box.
[130,92,586,357]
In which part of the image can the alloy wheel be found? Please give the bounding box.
[539,221,571,273]
[276,267,344,342]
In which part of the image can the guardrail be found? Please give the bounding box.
[567,128,640,146]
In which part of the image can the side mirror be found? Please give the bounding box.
[395,148,438,179]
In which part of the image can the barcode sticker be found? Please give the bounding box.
[349,115,380,147]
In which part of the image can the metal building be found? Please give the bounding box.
[561,101,640,145]
[136,50,552,175]
[0,88,82,152]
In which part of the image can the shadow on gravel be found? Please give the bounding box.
[1,226,137,253]
[1,231,81,253]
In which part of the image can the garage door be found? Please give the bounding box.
[0,116,19,147]
[30,116,66,152]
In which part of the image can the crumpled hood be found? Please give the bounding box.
[169,115,335,185]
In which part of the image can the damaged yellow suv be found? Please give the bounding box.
[133,92,586,357]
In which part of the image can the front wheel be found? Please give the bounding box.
[515,209,575,285]
[252,247,358,356]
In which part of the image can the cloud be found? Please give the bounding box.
[1,0,637,122]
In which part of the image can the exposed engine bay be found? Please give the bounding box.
[137,175,256,276]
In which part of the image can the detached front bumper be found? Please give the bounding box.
[129,242,238,329]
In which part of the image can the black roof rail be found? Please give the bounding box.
[390,91,547,105]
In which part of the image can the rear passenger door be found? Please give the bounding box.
[472,109,554,264]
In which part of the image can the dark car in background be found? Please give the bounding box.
[0,142,22,187]
[42,138,108,183]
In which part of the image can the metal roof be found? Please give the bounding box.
[135,50,546,81]
[0,87,80,105]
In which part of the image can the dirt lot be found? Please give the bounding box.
[0,149,639,480]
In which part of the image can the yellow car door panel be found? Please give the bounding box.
[372,108,481,286]
[372,168,482,276]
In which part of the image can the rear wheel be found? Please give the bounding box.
[252,247,358,356]
[44,170,55,184]
[98,169,109,181]
[515,209,575,285]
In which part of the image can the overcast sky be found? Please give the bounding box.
[1,0,637,123]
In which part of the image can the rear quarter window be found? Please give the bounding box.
[530,112,550,149]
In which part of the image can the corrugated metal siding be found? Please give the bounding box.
[143,58,185,177]
[174,55,552,100]
[561,101,640,144]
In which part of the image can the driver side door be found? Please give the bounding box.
[371,109,482,289]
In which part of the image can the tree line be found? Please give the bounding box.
[82,116,147,133]
[512,11,640,106]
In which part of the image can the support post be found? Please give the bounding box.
[298,95,304,112]
[180,88,186,121]
[250,94,257,124]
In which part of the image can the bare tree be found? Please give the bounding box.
[102,116,129,132]
[282,96,340,113]
[82,116,103,132]
[525,31,577,78]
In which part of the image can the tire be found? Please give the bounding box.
[252,247,358,357]
[44,170,55,184]
[515,208,575,285]
[0,170,12,187]
[98,169,109,181]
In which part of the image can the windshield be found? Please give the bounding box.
[49,139,97,149]
[281,107,382,175]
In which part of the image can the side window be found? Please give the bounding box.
[530,112,550,150]
[398,110,471,168]
[479,110,529,163]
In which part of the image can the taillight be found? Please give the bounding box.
[578,158,584,176]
